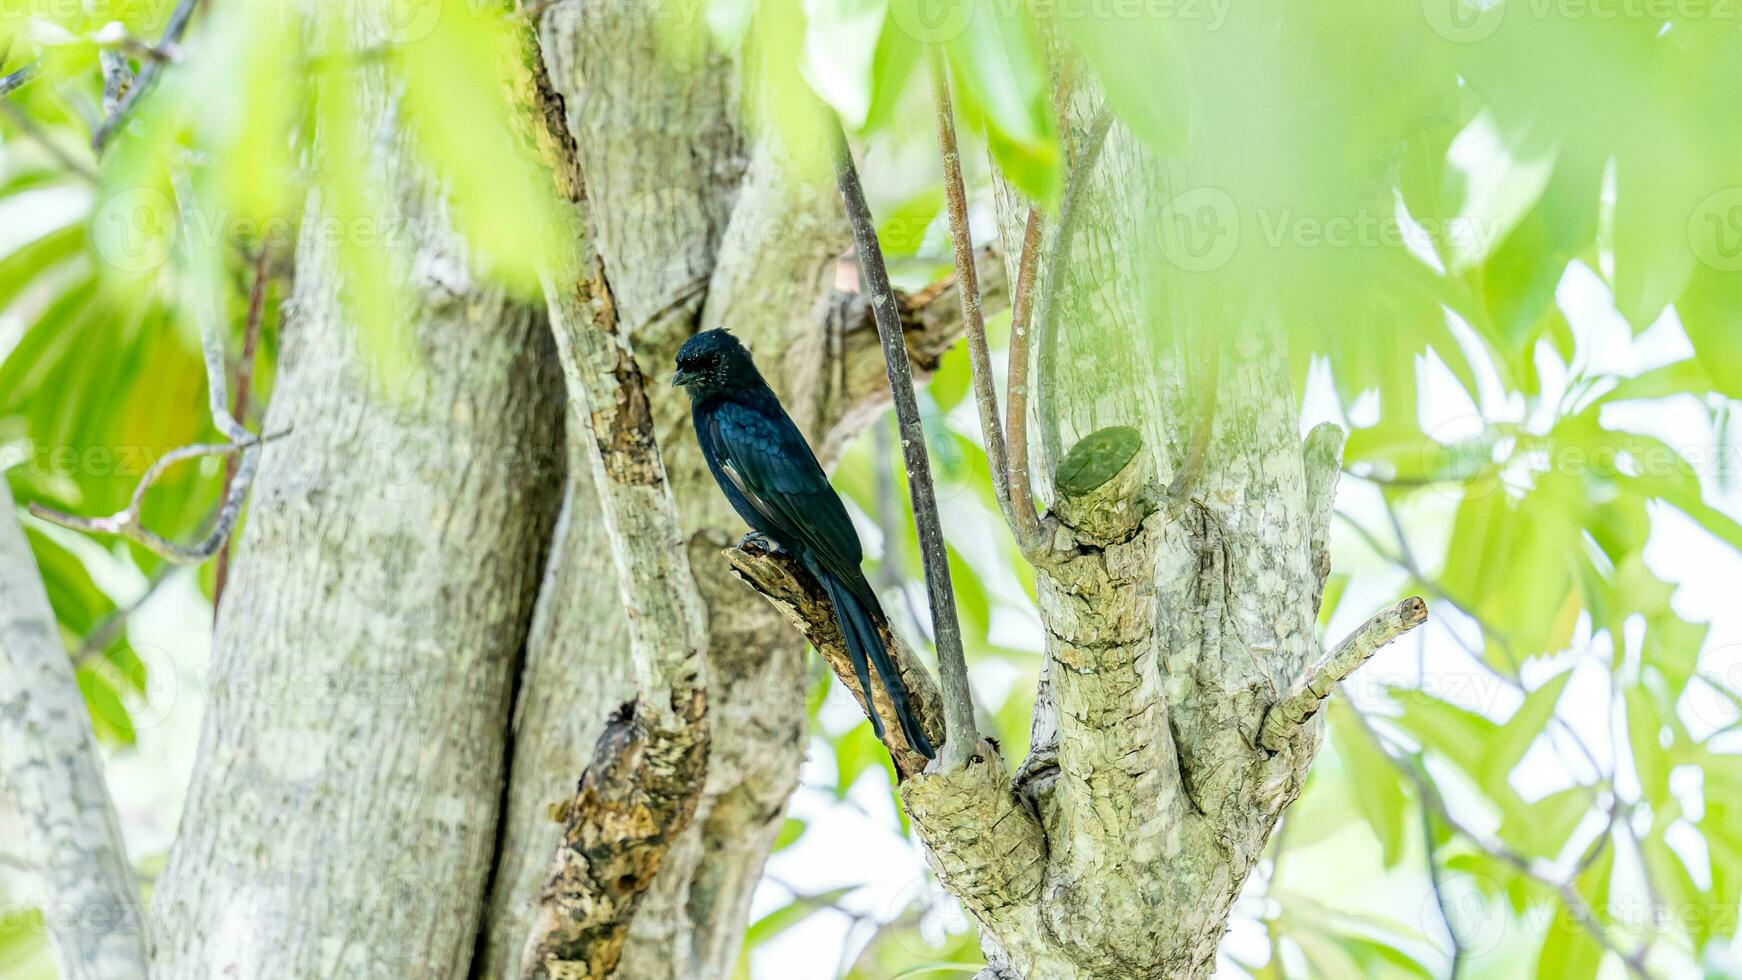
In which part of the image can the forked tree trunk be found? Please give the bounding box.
[146,3,1401,977]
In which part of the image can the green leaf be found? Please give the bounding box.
[1329,699,1410,869]
[1536,838,1614,980]
[772,817,806,851]
[742,887,855,947]
[1676,267,1742,398]
[393,0,565,294]
[1497,785,1590,857]
[862,7,924,133]
[935,2,1058,204]
[1492,668,1572,777]
[1056,10,1188,155]
[77,664,135,746]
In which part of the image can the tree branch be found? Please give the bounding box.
[29,177,267,564]
[518,41,712,977]
[724,540,1049,965]
[90,0,199,153]
[0,480,148,979]
[1351,708,1658,980]
[929,48,1011,529]
[726,541,942,776]
[1005,207,1046,552]
[833,122,978,771]
[0,60,39,99]
[1258,596,1428,753]
[214,246,271,615]
[1034,107,1113,475]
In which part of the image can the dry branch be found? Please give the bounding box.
[29,184,269,564]
[91,0,199,153]
[725,541,943,778]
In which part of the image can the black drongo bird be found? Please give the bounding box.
[674,329,936,759]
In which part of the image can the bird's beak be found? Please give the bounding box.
[672,367,698,388]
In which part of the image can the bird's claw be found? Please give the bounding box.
[739,530,784,554]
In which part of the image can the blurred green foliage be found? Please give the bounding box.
[2,0,1742,977]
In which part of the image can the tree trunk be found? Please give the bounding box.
[147,36,567,975]
[0,481,148,980]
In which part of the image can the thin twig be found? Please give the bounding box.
[73,565,177,668]
[928,48,1012,528]
[832,120,978,771]
[99,49,134,116]
[0,103,100,182]
[30,176,273,563]
[1006,207,1046,552]
[1416,761,1465,979]
[0,60,39,99]
[1350,708,1658,980]
[1337,508,1609,781]
[91,0,200,153]
[1034,106,1113,473]
[213,247,271,617]
[1258,596,1428,752]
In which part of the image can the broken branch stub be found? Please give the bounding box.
[1052,425,1149,544]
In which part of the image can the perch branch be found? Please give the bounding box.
[91,0,199,153]
[0,480,149,979]
[726,541,943,777]
[929,48,1011,526]
[1258,596,1428,753]
[833,121,978,771]
[726,541,1048,956]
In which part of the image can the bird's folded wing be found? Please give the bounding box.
[708,398,864,575]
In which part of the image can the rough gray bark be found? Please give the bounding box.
[0,482,148,980]
[147,30,566,978]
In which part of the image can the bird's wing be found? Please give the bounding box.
[708,396,863,574]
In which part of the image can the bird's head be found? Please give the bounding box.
[672,329,765,394]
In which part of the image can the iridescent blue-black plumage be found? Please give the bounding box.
[674,329,935,759]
